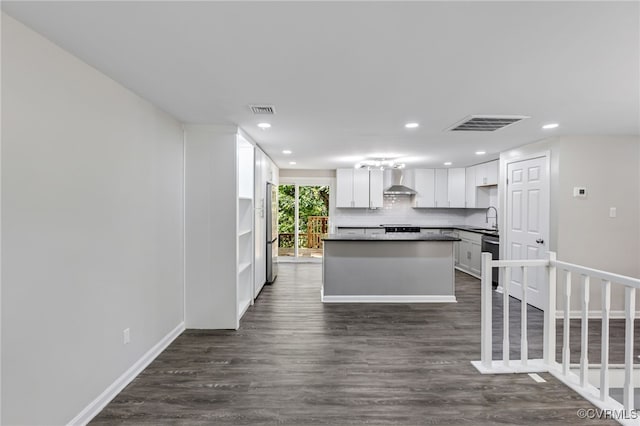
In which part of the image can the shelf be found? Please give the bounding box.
[238,229,252,237]
[239,196,253,201]
[238,262,252,274]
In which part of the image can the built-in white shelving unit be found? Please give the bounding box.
[184,125,260,330]
[237,135,255,322]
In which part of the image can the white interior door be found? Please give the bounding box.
[506,155,549,309]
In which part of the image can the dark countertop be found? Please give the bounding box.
[334,224,499,237]
[323,234,460,242]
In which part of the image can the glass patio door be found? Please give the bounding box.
[278,183,329,260]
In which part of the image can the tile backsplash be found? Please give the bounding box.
[332,195,498,230]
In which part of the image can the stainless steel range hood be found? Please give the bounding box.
[383,169,417,196]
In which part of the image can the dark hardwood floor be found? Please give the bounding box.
[92,264,615,425]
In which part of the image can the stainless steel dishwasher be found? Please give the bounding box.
[481,234,499,287]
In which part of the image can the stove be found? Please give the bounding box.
[382,224,421,233]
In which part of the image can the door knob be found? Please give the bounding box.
[536,238,544,244]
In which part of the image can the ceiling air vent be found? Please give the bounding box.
[448,115,529,132]
[249,104,276,114]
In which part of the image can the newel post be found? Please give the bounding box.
[481,252,493,369]
[544,251,557,366]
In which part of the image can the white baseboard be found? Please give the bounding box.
[321,294,457,303]
[67,322,185,426]
[471,358,548,375]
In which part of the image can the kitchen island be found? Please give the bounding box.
[322,233,460,303]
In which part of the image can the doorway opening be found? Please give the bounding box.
[278,184,330,260]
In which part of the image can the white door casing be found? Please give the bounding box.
[505,155,550,310]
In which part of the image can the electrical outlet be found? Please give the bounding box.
[123,328,130,344]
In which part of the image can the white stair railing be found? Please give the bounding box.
[472,251,640,425]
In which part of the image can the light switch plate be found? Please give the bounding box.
[609,207,617,218]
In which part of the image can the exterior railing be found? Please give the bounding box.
[473,252,640,425]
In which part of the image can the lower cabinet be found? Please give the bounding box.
[456,231,482,278]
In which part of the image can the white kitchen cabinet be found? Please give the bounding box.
[336,169,354,208]
[448,168,466,208]
[434,169,448,207]
[476,160,499,186]
[433,168,465,208]
[412,169,436,208]
[253,148,278,298]
[336,168,381,208]
[369,169,384,208]
[456,230,482,278]
[465,165,477,208]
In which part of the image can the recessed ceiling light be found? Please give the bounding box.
[475,151,486,155]
[282,150,292,155]
[405,122,419,129]
[257,122,271,129]
[542,123,559,129]
[444,162,452,166]
[289,161,296,165]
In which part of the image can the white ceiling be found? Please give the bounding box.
[3,1,639,170]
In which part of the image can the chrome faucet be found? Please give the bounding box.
[486,206,498,230]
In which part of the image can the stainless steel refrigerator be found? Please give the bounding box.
[266,182,278,283]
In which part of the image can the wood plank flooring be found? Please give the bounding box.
[92,264,616,425]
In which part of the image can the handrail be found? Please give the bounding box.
[552,259,640,289]
[473,251,640,424]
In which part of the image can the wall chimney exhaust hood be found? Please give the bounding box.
[383,169,417,196]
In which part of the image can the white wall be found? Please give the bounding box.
[280,169,335,178]
[2,14,185,425]
[500,135,640,315]
[333,197,469,228]
[184,125,238,329]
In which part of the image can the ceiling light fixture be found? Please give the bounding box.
[282,150,292,155]
[355,158,405,170]
[542,123,559,129]
[289,161,296,165]
[444,162,452,166]
[475,151,486,155]
[257,122,271,129]
[405,122,419,129]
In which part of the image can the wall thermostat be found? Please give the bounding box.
[573,187,587,198]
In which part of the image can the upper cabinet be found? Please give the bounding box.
[336,168,382,208]
[447,168,466,208]
[414,168,465,208]
[465,165,478,208]
[434,169,448,207]
[475,160,499,186]
[413,169,435,208]
[368,169,384,209]
[465,160,499,209]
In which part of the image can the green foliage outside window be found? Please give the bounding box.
[278,185,329,248]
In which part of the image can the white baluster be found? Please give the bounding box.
[600,280,611,402]
[624,286,636,411]
[580,275,590,388]
[481,253,493,369]
[521,266,528,366]
[544,252,557,366]
[503,267,511,367]
[563,270,572,376]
